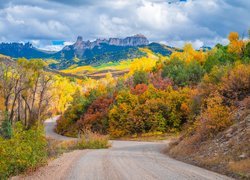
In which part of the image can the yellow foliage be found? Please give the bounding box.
[228,32,239,42]
[51,76,78,114]
[139,48,158,59]
[61,65,95,74]
[129,57,157,75]
[170,43,206,64]
[197,93,232,137]
[228,32,244,55]
[0,96,4,111]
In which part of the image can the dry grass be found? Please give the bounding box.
[47,138,78,158]
[77,131,110,149]
[228,159,250,178]
[47,132,110,157]
[116,132,178,142]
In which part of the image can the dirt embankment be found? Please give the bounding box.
[167,105,250,179]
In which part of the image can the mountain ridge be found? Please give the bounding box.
[0,35,174,69]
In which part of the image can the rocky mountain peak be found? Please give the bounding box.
[76,36,83,42]
[133,34,147,38]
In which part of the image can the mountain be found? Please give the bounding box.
[53,34,149,59]
[0,35,175,69]
[0,42,52,59]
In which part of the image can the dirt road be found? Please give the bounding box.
[66,140,232,180]
[15,117,232,180]
[44,116,76,141]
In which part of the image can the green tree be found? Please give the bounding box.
[0,113,12,139]
[133,70,148,86]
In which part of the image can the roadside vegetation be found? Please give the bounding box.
[0,58,108,179]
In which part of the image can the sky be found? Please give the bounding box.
[0,0,249,51]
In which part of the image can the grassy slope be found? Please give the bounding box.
[60,48,162,79]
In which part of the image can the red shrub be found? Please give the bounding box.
[78,96,114,134]
[130,84,148,95]
[149,72,172,90]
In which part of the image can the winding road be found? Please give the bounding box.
[14,117,233,180]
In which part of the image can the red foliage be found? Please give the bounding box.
[78,96,114,134]
[149,72,172,90]
[130,84,148,95]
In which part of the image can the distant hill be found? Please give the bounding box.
[0,42,52,59]
[0,35,176,69]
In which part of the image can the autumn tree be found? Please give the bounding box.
[78,95,114,134]
[56,90,90,137]
[108,90,138,137]
[0,58,54,130]
[228,32,244,57]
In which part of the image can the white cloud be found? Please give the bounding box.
[39,45,64,51]
[0,0,249,49]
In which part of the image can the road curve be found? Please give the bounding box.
[66,140,232,180]
[44,116,76,141]
[17,117,233,180]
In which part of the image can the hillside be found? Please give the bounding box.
[167,102,250,179]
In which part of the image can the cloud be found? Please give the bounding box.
[0,0,249,49]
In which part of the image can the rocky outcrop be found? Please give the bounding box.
[56,34,149,63]
[108,34,149,46]
[62,34,149,58]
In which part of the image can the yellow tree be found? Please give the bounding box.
[227,32,244,56]
[51,76,78,114]
[170,44,206,64]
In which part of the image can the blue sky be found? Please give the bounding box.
[0,0,249,51]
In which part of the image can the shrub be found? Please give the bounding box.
[0,122,47,179]
[220,63,250,102]
[196,94,232,139]
[128,98,168,133]
[56,90,91,137]
[108,90,138,137]
[78,95,114,134]
[162,59,204,86]
[148,72,172,90]
[133,70,148,86]
[130,83,148,95]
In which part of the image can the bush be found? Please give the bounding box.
[128,98,168,133]
[56,90,91,137]
[162,59,204,86]
[195,94,232,140]
[133,70,148,86]
[203,48,235,72]
[108,90,138,137]
[77,95,114,134]
[109,86,193,137]
[0,122,47,179]
[220,63,250,102]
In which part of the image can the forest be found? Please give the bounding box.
[0,32,249,178]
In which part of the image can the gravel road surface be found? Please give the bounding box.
[13,117,233,180]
